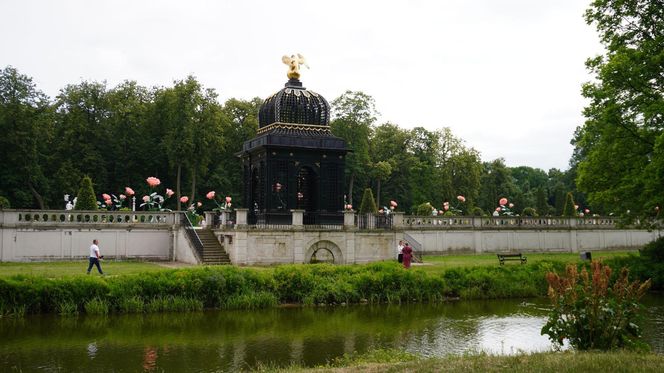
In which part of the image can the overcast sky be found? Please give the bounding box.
[1,0,604,171]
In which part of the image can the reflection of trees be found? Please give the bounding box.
[2,298,662,370]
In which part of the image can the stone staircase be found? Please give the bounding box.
[196,229,231,265]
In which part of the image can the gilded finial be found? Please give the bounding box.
[282,53,309,80]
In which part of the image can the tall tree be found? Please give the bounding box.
[330,91,377,206]
[573,0,664,215]
[0,66,52,208]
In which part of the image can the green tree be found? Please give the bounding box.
[331,91,377,206]
[75,175,97,210]
[479,159,517,212]
[536,186,550,216]
[371,161,392,208]
[562,192,576,217]
[0,66,52,208]
[359,188,378,214]
[573,0,664,216]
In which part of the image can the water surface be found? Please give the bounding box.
[1,296,662,372]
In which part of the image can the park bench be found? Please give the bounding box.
[497,253,527,265]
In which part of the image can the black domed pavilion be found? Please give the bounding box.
[240,65,347,225]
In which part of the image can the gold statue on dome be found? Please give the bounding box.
[282,54,309,80]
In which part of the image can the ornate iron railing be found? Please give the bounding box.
[180,212,204,262]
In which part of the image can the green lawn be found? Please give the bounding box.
[415,250,636,274]
[0,260,170,278]
[0,250,638,279]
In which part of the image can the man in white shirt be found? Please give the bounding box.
[397,240,404,263]
[86,239,104,275]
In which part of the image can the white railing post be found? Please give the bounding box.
[235,208,248,227]
[291,209,304,227]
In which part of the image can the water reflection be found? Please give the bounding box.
[0,296,661,372]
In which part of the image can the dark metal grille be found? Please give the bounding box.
[259,83,330,128]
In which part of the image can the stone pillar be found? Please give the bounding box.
[235,208,248,227]
[343,210,356,229]
[291,209,304,228]
[392,212,404,229]
[472,216,482,228]
[568,217,578,253]
[204,211,216,228]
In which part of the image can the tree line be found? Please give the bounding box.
[0,66,582,215]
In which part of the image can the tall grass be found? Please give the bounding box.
[0,259,657,316]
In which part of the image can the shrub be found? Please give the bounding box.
[414,202,433,216]
[562,192,576,217]
[76,175,98,210]
[358,188,378,214]
[470,207,484,216]
[0,196,10,209]
[541,261,651,351]
[522,207,538,217]
[640,236,664,263]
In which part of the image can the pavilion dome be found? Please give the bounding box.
[258,79,331,129]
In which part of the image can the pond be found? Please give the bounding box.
[1,296,662,372]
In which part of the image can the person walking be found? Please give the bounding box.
[402,242,413,269]
[87,239,104,275]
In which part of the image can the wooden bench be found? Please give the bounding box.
[497,253,527,265]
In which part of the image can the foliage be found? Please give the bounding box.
[75,176,97,210]
[639,236,664,263]
[0,196,10,209]
[562,192,576,217]
[573,0,664,216]
[541,262,651,351]
[358,188,378,214]
[522,207,538,217]
[470,207,484,216]
[414,202,434,216]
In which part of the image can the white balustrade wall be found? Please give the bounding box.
[0,210,180,262]
[1,209,662,264]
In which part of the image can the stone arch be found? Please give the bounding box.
[304,240,343,264]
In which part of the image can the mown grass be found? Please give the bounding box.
[258,349,664,372]
[418,250,634,274]
[0,260,168,278]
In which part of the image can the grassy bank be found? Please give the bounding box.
[0,260,169,278]
[261,349,664,372]
[0,250,659,316]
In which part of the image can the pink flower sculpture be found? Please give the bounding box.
[142,195,150,202]
[105,199,112,206]
[146,177,161,187]
[574,204,579,210]
[443,204,449,211]
[125,187,135,196]
[345,204,353,210]
[180,196,189,203]
[166,189,174,198]
[197,202,202,207]
[102,193,111,201]
[509,203,514,208]
[584,209,590,214]
[495,207,501,212]
[225,196,232,203]
[443,201,450,206]
[499,198,508,206]
[390,200,397,207]
[206,191,216,200]
[457,195,466,202]
[119,194,126,200]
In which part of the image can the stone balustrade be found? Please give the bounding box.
[1,210,175,227]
